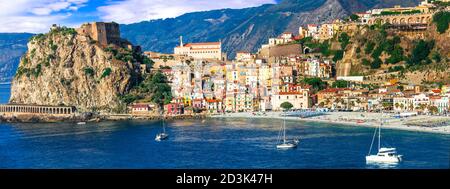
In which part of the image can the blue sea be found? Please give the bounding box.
[0,84,449,169]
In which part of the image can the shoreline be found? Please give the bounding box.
[212,112,450,135]
[2,111,450,135]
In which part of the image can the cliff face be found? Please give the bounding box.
[335,22,450,85]
[9,28,140,112]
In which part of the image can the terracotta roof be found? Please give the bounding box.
[184,42,221,47]
[319,88,343,93]
[206,99,222,103]
[278,92,302,95]
[132,104,149,108]
[432,89,441,93]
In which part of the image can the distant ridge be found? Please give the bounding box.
[120,0,421,58]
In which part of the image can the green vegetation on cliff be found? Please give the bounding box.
[120,71,173,109]
[432,11,450,34]
[407,40,435,66]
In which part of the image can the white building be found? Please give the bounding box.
[268,32,294,47]
[174,36,225,60]
[430,96,449,113]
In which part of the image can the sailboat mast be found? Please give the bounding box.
[378,113,382,151]
[283,115,286,143]
[163,119,166,133]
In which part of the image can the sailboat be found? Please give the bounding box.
[366,115,402,163]
[155,119,169,141]
[276,114,299,149]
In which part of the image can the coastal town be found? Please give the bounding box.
[1,0,450,134]
[133,0,450,117]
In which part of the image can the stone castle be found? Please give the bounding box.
[76,22,123,47]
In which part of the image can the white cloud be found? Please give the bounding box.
[97,0,276,24]
[0,0,275,33]
[0,0,88,33]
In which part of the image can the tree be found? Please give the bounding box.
[339,32,350,49]
[429,106,439,115]
[350,14,360,21]
[332,80,349,88]
[407,40,435,66]
[301,77,328,91]
[319,102,325,108]
[280,102,294,111]
[333,50,344,62]
[365,42,375,54]
[147,71,173,109]
[432,11,450,34]
[431,51,441,63]
[371,58,382,69]
[362,58,371,66]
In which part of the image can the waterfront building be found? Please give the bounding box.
[271,84,311,111]
[429,96,449,114]
[206,99,224,114]
[131,103,154,114]
[165,103,185,115]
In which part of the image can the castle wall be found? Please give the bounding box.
[76,22,121,47]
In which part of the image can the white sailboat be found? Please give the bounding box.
[276,114,299,149]
[366,115,402,163]
[155,119,169,141]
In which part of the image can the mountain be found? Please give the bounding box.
[0,33,33,82]
[120,0,422,58]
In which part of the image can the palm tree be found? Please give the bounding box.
[395,103,400,110]
[409,104,414,111]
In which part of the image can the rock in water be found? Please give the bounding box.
[9,25,142,113]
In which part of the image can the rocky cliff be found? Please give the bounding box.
[334,20,450,85]
[9,27,141,113]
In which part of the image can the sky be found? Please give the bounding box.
[0,0,277,33]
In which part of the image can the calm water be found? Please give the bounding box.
[0,118,448,169]
[0,84,449,169]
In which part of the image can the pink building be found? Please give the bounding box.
[165,103,184,115]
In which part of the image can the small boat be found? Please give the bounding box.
[366,148,402,163]
[77,122,86,125]
[366,114,402,164]
[276,114,299,149]
[155,119,169,141]
[155,132,169,141]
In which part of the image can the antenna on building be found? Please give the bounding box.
[180,36,183,47]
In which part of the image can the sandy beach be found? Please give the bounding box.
[212,112,450,135]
